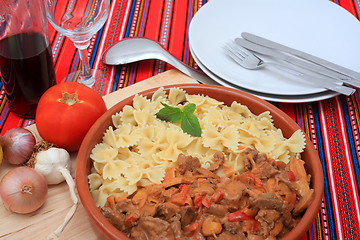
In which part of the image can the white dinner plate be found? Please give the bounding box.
[190,45,339,102]
[189,0,360,96]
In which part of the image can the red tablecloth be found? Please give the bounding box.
[1,0,359,239]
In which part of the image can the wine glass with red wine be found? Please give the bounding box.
[45,0,110,88]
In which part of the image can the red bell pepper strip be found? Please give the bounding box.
[288,170,296,181]
[170,184,190,206]
[201,195,212,208]
[227,210,255,222]
[194,194,203,208]
[247,173,263,186]
[212,188,225,204]
[252,219,259,232]
[106,195,116,208]
[125,214,139,228]
[183,222,200,233]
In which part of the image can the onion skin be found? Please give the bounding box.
[0,166,48,214]
[0,128,36,165]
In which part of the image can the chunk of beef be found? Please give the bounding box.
[169,214,183,239]
[242,148,268,169]
[155,202,180,220]
[101,207,127,232]
[177,154,201,174]
[249,193,284,211]
[282,210,300,229]
[274,160,287,170]
[115,199,134,213]
[101,199,140,232]
[208,151,225,171]
[118,199,140,221]
[256,209,281,237]
[130,216,175,240]
[242,152,253,171]
[222,221,241,235]
[145,183,165,197]
[180,205,197,227]
[253,161,279,179]
[140,204,157,217]
[249,149,267,164]
[256,209,281,224]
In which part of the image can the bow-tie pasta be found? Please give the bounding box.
[88,87,306,207]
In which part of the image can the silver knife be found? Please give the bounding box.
[241,32,360,83]
[235,37,360,88]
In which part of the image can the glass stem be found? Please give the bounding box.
[73,40,94,87]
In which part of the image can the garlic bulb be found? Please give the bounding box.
[34,147,71,184]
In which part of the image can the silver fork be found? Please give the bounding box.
[224,41,355,96]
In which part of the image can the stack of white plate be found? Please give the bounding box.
[189,0,360,102]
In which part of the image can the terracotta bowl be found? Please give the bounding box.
[76,84,324,240]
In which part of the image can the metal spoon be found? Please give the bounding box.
[102,37,220,85]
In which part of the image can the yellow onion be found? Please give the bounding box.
[0,166,48,214]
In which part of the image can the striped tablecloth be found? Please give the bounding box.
[1,0,359,239]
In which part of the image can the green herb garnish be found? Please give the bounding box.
[156,102,202,137]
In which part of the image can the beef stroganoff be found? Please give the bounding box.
[87,87,312,239]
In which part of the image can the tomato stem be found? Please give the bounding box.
[60,92,81,106]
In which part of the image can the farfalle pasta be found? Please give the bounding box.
[88,87,306,207]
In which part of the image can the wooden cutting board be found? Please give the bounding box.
[0,70,198,240]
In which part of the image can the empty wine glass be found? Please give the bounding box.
[45,0,110,88]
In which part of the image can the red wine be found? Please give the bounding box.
[0,32,56,118]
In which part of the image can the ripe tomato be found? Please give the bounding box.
[35,82,107,151]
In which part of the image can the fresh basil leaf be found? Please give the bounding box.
[181,112,202,137]
[156,103,183,123]
[182,103,196,115]
[156,102,202,137]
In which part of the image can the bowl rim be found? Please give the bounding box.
[76,83,324,240]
